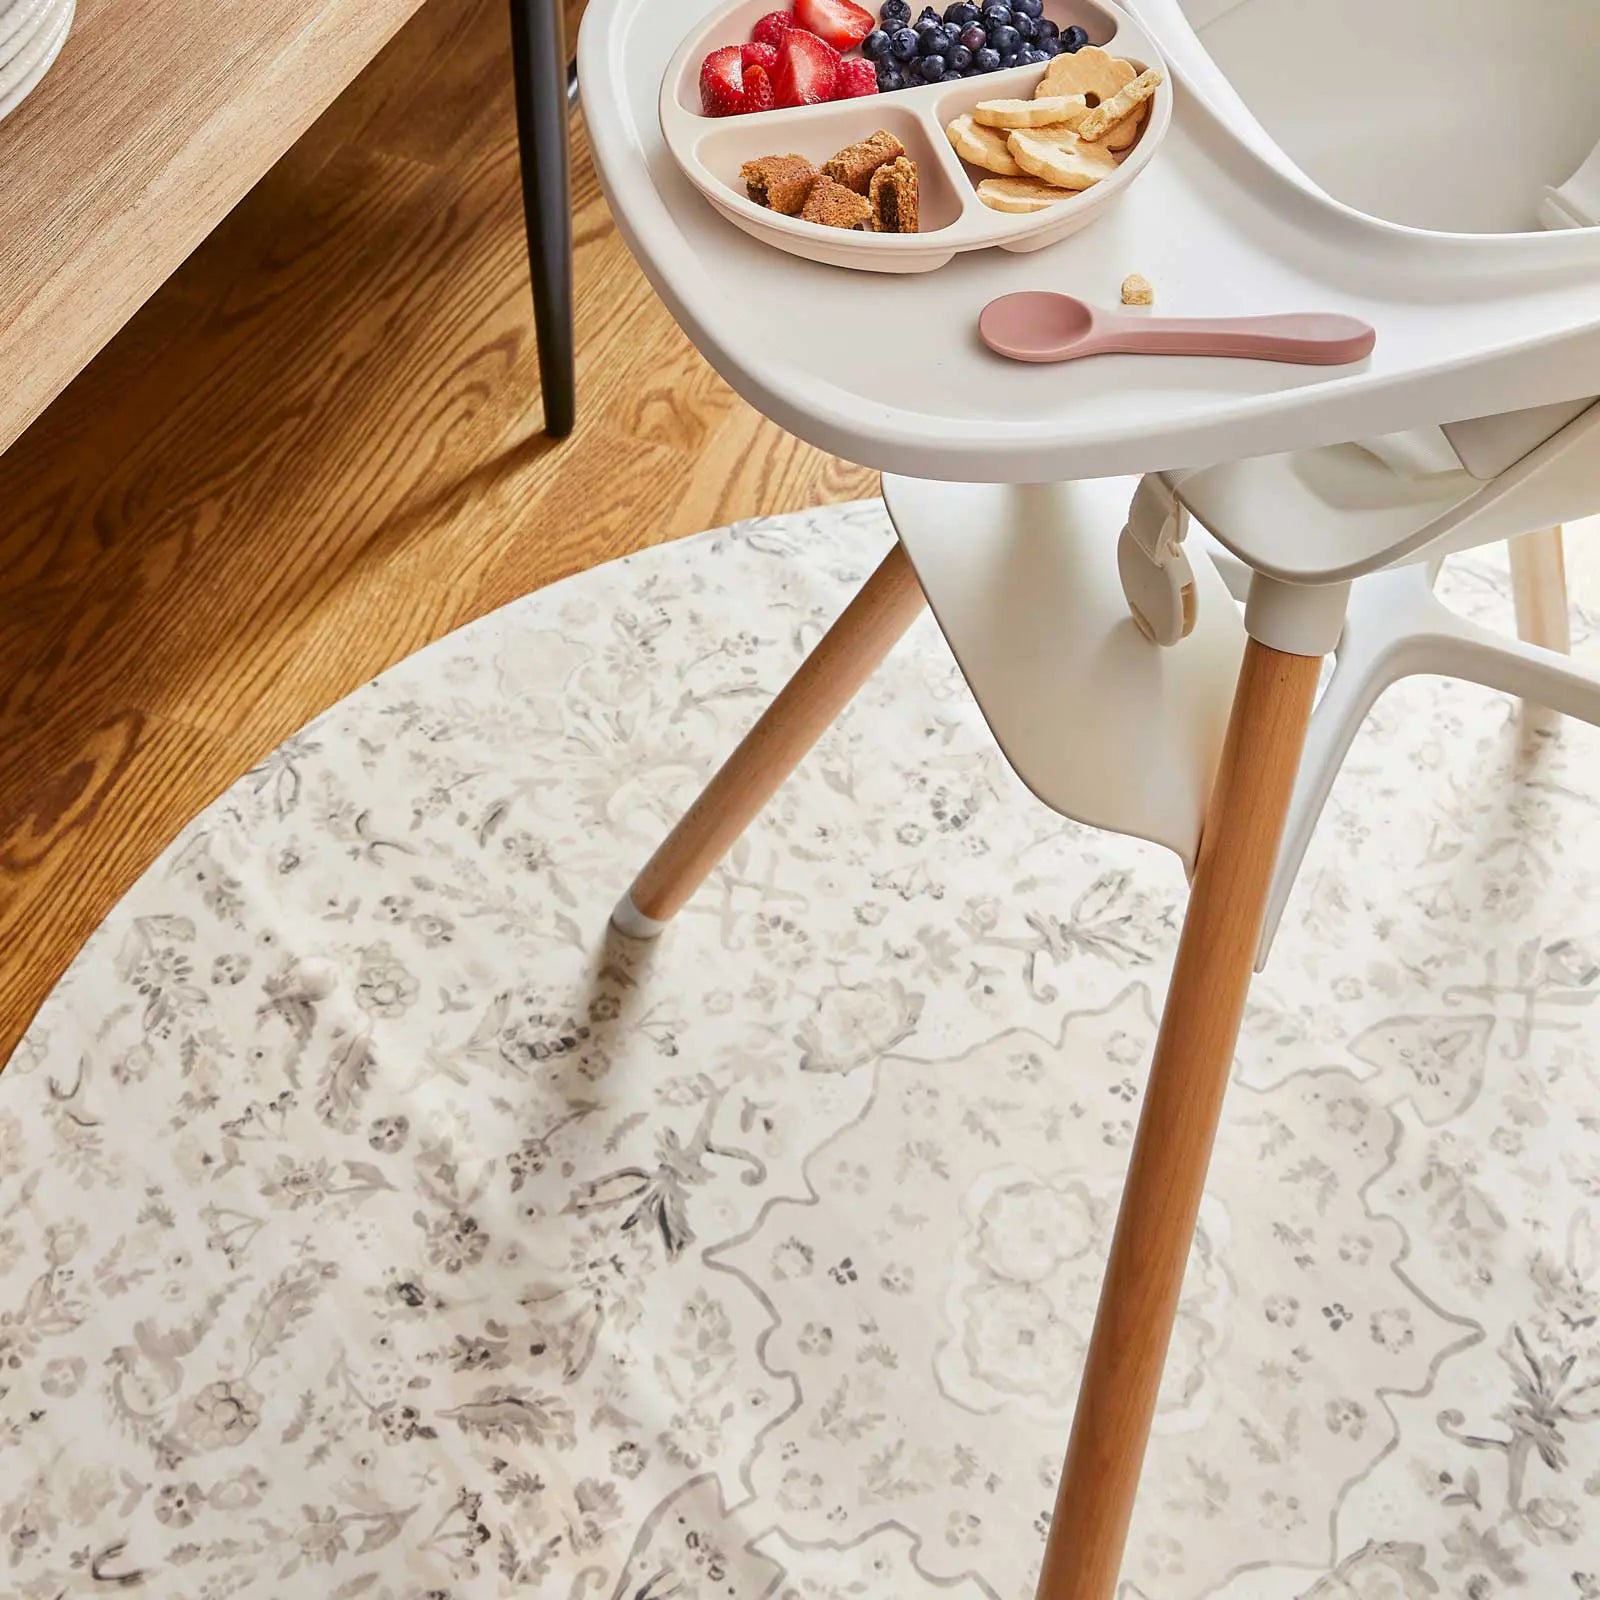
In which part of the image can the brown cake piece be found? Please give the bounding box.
[869,156,919,233]
[820,128,906,194]
[740,153,818,216]
[801,175,873,230]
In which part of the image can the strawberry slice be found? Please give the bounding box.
[743,62,776,113]
[742,40,779,73]
[700,45,747,115]
[835,57,878,97]
[700,44,778,115]
[793,0,875,51]
[771,28,840,107]
[751,10,798,50]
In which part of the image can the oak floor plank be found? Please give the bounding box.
[0,0,873,1060]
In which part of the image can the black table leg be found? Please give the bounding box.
[509,0,576,438]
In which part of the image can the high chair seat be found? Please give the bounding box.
[1170,0,1600,236]
[1360,397,1596,483]
[1172,400,1600,585]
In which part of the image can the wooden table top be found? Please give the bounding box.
[0,0,425,455]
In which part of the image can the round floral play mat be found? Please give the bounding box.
[3,502,1600,1600]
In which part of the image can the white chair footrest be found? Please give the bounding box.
[882,475,1246,874]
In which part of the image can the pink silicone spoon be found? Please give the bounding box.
[979,292,1377,366]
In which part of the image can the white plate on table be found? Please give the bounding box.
[0,0,71,119]
[0,0,60,65]
[659,0,1171,273]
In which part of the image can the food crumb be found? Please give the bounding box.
[1121,273,1154,306]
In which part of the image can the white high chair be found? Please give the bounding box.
[579,0,1600,1589]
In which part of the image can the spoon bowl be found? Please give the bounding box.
[980,291,1377,365]
[983,291,1098,357]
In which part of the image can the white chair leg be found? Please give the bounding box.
[1425,616,1600,724]
[1254,565,1431,969]
[1256,556,1600,969]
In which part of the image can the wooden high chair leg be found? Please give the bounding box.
[1035,637,1322,1600]
[1508,527,1570,733]
[1508,526,1571,657]
[612,541,926,938]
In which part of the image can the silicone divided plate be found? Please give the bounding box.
[660,0,1172,273]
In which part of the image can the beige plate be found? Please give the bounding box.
[659,0,1171,274]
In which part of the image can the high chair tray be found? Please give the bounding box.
[659,0,1172,273]
[583,0,1600,487]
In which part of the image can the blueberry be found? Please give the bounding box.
[889,25,919,58]
[917,52,947,78]
[917,4,940,21]
[973,44,1001,70]
[1035,16,1058,40]
[956,21,985,50]
[862,26,891,57]
[944,1,980,21]
[880,0,911,15]
[1012,0,1043,14]
[990,22,1020,52]
[981,5,1012,27]
[919,26,945,52]
[1014,14,1036,40]
[942,42,970,69]
[875,59,906,88]
[999,49,1019,67]
[1062,22,1089,49]
[1037,35,1060,55]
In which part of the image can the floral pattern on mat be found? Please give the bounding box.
[719,989,1459,1599]
[1,502,1599,1600]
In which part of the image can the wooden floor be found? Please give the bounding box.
[0,0,874,1060]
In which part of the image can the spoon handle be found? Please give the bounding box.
[1097,311,1375,365]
